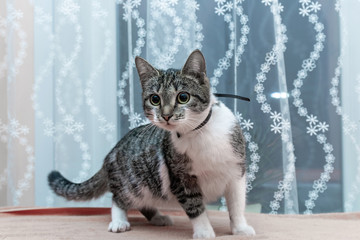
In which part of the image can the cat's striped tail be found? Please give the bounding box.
[48,167,108,201]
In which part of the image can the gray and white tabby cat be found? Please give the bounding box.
[48,50,255,239]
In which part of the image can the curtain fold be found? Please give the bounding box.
[0,0,359,214]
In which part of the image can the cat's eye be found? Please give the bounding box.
[150,94,161,106]
[177,92,190,104]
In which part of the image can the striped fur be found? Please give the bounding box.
[48,50,254,238]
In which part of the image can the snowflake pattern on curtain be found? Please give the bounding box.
[0,2,34,206]
[0,0,359,212]
[332,0,360,212]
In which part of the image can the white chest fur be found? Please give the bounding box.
[172,102,242,203]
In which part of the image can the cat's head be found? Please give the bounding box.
[135,50,212,133]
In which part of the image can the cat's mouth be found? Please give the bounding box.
[163,121,176,129]
[153,120,177,131]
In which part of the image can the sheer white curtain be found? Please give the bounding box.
[340,0,360,212]
[0,0,359,213]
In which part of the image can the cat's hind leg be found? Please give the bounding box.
[140,208,173,226]
[108,200,131,233]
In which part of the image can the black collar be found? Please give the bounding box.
[176,108,212,138]
[193,108,212,131]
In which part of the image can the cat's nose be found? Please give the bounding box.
[162,114,173,121]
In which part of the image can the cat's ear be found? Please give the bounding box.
[135,56,159,86]
[181,49,206,76]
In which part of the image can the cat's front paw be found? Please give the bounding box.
[108,220,131,233]
[150,214,173,226]
[232,224,256,236]
[193,229,216,239]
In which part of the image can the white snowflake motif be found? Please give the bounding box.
[214,0,233,16]
[246,182,253,192]
[243,132,251,141]
[250,153,260,162]
[302,59,316,71]
[323,143,333,154]
[6,4,24,23]
[312,40,323,51]
[325,154,335,164]
[271,122,282,134]
[317,122,329,132]
[306,125,317,136]
[270,111,282,122]
[316,134,327,144]
[254,83,264,93]
[43,119,55,137]
[241,119,253,131]
[316,32,326,42]
[121,0,142,20]
[314,22,324,33]
[324,164,334,174]
[313,180,327,193]
[262,0,273,6]
[213,69,222,78]
[310,51,320,60]
[99,122,116,134]
[270,200,280,210]
[305,199,315,209]
[271,2,284,14]
[241,25,250,35]
[256,94,266,103]
[249,163,259,173]
[274,192,284,201]
[293,98,303,108]
[218,57,230,69]
[286,142,295,152]
[238,41,247,54]
[311,2,321,12]
[247,172,255,181]
[58,0,80,20]
[331,97,340,106]
[309,14,318,23]
[215,5,226,15]
[281,119,291,131]
[0,117,35,204]
[225,49,233,58]
[168,0,178,6]
[299,1,321,17]
[248,142,259,152]
[291,89,301,98]
[279,180,292,192]
[261,103,271,113]
[306,114,318,125]
[92,1,108,21]
[62,115,84,135]
[320,172,330,182]
[335,1,341,12]
[265,51,277,65]
[297,70,308,79]
[130,112,142,122]
[299,7,310,17]
[235,112,243,122]
[256,73,266,82]
[329,87,338,97]
[19,126,30,135]
[1,118,31,140]
[260,63,271,73]
[308,190,319,200]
